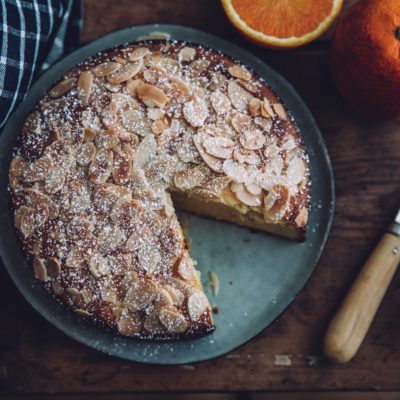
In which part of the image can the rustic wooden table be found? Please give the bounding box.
[2,0,400,398]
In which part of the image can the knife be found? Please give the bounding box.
[323,209,400,363]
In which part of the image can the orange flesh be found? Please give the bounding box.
[231,0,335,38]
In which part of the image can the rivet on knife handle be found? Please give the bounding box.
[322,209,400,363]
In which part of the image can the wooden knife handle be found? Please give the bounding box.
[323,232,400,363]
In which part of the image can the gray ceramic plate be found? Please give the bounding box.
[0,24,334,364]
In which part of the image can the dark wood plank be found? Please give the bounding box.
[2,0,400,395]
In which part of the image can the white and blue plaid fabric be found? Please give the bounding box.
[0,0,82,128]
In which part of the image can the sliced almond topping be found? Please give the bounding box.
[88,253,110,278]
[51,280,64,296]
[114,56,127,64]
[231,112,251,134]
[245,182,262,196]
[164,285,184,306]
[144,310,166,335]
[249,98,262,116]
[107,62,142,84]
[295,207,309,228]
[95,130,120,149]
[104,81,122,93]
[178,46,196,62]
[262,97,275,118]
[110,198,140,226]
[78,72,93,106]
[192,187,221,200]
[33,257,47,281]
[188,291,209,320]
[154,288,174,309]
[65,246,84,269]
[183,94,209,128]
[76,142,96,166]
[189,59,211,76]
[126,78,143,97]
[286,156,307,186]
[228,65,252,81]
[254,116,273,132]
[168,77,192,103]
[234,185,262,207]
[138,245,161,275]
[129,47,150,61]
[83,127,98,142]
[208,271,220,296]
[238,78,258,93]
[98,225,125,252]
[93,61,121,77]
[273,103,287,120]
[203,136,234,159]
[46,257,61,278]
[159,307,188,334]
[147,107,165,121]
[23,156,54,182]
[124,280,159,310]
[263,184,290,222]
[75,309,92,317]
[117,312,143,336]
[49,78,77,98]
[113,150,132,185]
[66,288,86,308]
[210,91,231,115]
[88,148,113,184]
[174,165,209,190]
[14,205,30,229]
[137,83,168,107]
[233,146,260,165]
[202,176,232,193]
[239,128,266,150]
[227,80,254,112]
[222,159,248,183]
[176,254,196,280]
[23,188,59,219]
[193,134,223,173]
[10,155,28,178]
[151,119,168,135]
[135,133,157,168]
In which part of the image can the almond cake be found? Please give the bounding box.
[8,41,310,340]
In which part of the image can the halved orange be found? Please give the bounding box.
[221,0,343,49]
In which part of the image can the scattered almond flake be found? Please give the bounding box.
[78,72,93,106]
[249,98,262,116]
[238,79,258,93]
[137,82,168,107]
[223,159,248,183]
[88,148,113,184]
[234,186,262,207]
[117,313,143,336]
[228,80,254,112]
[273,103,287,120]
[188,291,209,320]
[203,136,234,159]
[239,128,266,150]
[107,61,142,84]
[114,56,127,64]
[49,78,76,98]
[178,46,196,62]
[189,59,211,76]
[183,95,208,127]
[129,47,150,62]
[262,97,275,118]
[210,90,231,115]
[245,182,262,196]
[159,307,188,333]
[76,142,96,166]
[231,112,251,134]
[74,309,92,317]
[83,127,98,142]
[206,271,219,296]
[193,133,223,173]
[93,61,121,77]
[33,257,47,281]
[228,65,252,81]
[274,355,292,367]
[233,146,260,165]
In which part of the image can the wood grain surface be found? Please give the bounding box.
[2,0,400,396]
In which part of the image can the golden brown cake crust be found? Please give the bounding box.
[9,40,310,340]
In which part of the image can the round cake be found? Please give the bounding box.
[8,40,310,340]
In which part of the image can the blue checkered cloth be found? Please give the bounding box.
[0,0,83,128]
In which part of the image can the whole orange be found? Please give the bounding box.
[330,0,400,119]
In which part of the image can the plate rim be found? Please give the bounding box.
[0,24,335,365]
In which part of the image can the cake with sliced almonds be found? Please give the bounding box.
[8,41,310,339]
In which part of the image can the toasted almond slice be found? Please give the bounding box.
[95,130,120,149]
[231,112,251,134]
[240,128,266,150]
[254,116,273,132]
[233,146,260,165]
[273,103,287,120]
[76,142,96,166]
[203,136,234,159]
[47,257,61,278]
[98,225,125,252]
[159,307,187,334]
[135,133,157,168]
[202,176,232,193]
[78,72,93,106]
[51,281,64,296]
[75,309,92,317]
[168,77,192,103]
[83,127,97,142]
[110,197,140,226]
[164,285,184,307]
[88,253,110,278]
[65,246,84,269]
[245,182,262,196]
[144,310,166,335]
[262,97,275,118]
[124,280,159,310]
[249,98,262,116]
[228,80,254,112]
[286,156,306,186]
[138,245,161,275]
[176,254,196,281]
[178,46,196,62]
[129,47,150,62]
[154,288,174,309]
[125,78,143,97]
[113,150,132,185]
[33,257,47,281]
[10,155,28,178]
[147,107,165,121]
[107,62,142,84]
[188,291,209,320]
[93,62,121,77]
[88,148,114,184]
[222,159,248,183]
[210,91,231,115]
[23,156,54,183]
[14,206,30,229]
[193,134,223,173]
[44,165,65,194]
[174,165,209,190]
[23,188,59,219]
[234,185,262,206]
[264,184,290,222]
[49,78,77,98]
[137,83,168,107]
[183,95,208,128]
[117,312,143,336]
[114,56,127,64]
[151,119,167,135]
[192,187,221,200]
[189,59,211,76]
[238,78,258,93]
[228,65,252,81]
[66,288,86,308]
